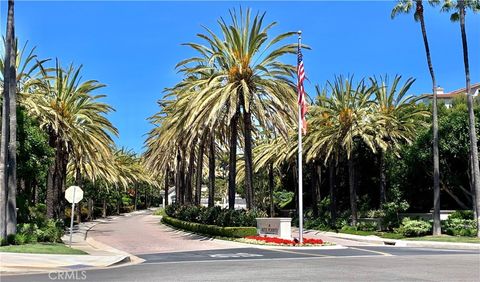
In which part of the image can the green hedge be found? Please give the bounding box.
[162,215,257,238]
[164,204,266,227]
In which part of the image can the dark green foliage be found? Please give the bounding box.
[304,198,333,230]
[165,204,266,227]
[162,216,257,238]
[448,210,474,220]
[389,101,480,211]
[10,204,65,245]
[381,196,410,230]
[397,218,432,237]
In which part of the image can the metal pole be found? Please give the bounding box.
[297,30,304,244]
[69,187,76,247]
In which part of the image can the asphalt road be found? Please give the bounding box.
[4,246,480,281]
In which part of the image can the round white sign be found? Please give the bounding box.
[65,186,84,204]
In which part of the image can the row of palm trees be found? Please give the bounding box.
[0,0,155,240]
[392,0,480,236]
[143,8,428,228]
[145,8,299,210]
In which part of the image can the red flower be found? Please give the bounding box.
[244,236,323,246]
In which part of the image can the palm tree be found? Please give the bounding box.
[307,76,376,226]
[178,8,298,209]
[0,0,16,238]
[441,0,480,237]
[392,0,442,236]
[25,60,117,219]
[370,75,429,205]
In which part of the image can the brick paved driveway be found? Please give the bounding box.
[88,211,246,255]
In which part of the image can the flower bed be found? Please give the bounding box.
[242,235,326,246]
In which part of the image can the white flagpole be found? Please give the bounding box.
[297,30,304,244]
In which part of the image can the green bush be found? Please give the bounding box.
[381,200,409,230]
[397,218,432,237]
[443,218,476,237]
[14,233,28,245]
[41,220,64,243]
[162,216,257,238]
[357,221,378,232]
[28,204,48,228]
[165,204,266,227]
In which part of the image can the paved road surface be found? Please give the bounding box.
[3,211,479,281]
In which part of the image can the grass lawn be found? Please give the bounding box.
[337,229,479,243]
[336,229,405,240]
[0,243,87,255]
[153,208,166,217]
[405,235,480,244]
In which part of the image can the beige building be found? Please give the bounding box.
[423,83,480,108]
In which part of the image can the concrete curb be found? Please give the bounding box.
[85,237,145,265]
[0,210,151,274]
[318,230,480,250]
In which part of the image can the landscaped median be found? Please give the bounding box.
[161,215,257,238]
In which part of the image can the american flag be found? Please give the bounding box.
[297,44,307,134]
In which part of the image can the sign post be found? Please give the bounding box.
[65,186,83,247]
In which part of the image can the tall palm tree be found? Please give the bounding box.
[392,0,442,235]
[25,60,117,219]
[370,75,429,205]
[178,8,298,209]
[0,0,16,238]
[441,0,480,237]
[307,76,376,226]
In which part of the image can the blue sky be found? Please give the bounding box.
[1,1,479,153]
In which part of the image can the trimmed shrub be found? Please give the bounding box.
[162,216,257,238]
[397,218,431,237]
[443,218,476,237]
[165,204,266,227]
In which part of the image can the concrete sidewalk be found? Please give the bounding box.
[295,228,480,250]
[0,211,148,274]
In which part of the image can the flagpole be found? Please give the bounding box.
[297,30,304,245]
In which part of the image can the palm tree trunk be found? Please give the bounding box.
[329,162,337,227]
[208,135,215,207]
[269,163,274,217]
[185,147,195,205]
[459,3,480,238]
[0,0,15,240]
[243,110,254,210]
[348,157,358,226]
[313,162,321,217]
[164,165,169,207]
[379,151,387,206]
[134,184,138,211]
[87,198,93,221]
[417,0,441,236]
[75,167,82,223]
[102,199,107,218]
[6,0,17,236]
[228,111,239,210]
[179,147,186,205]
[175,149,181,204]
[195,132,207,206]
